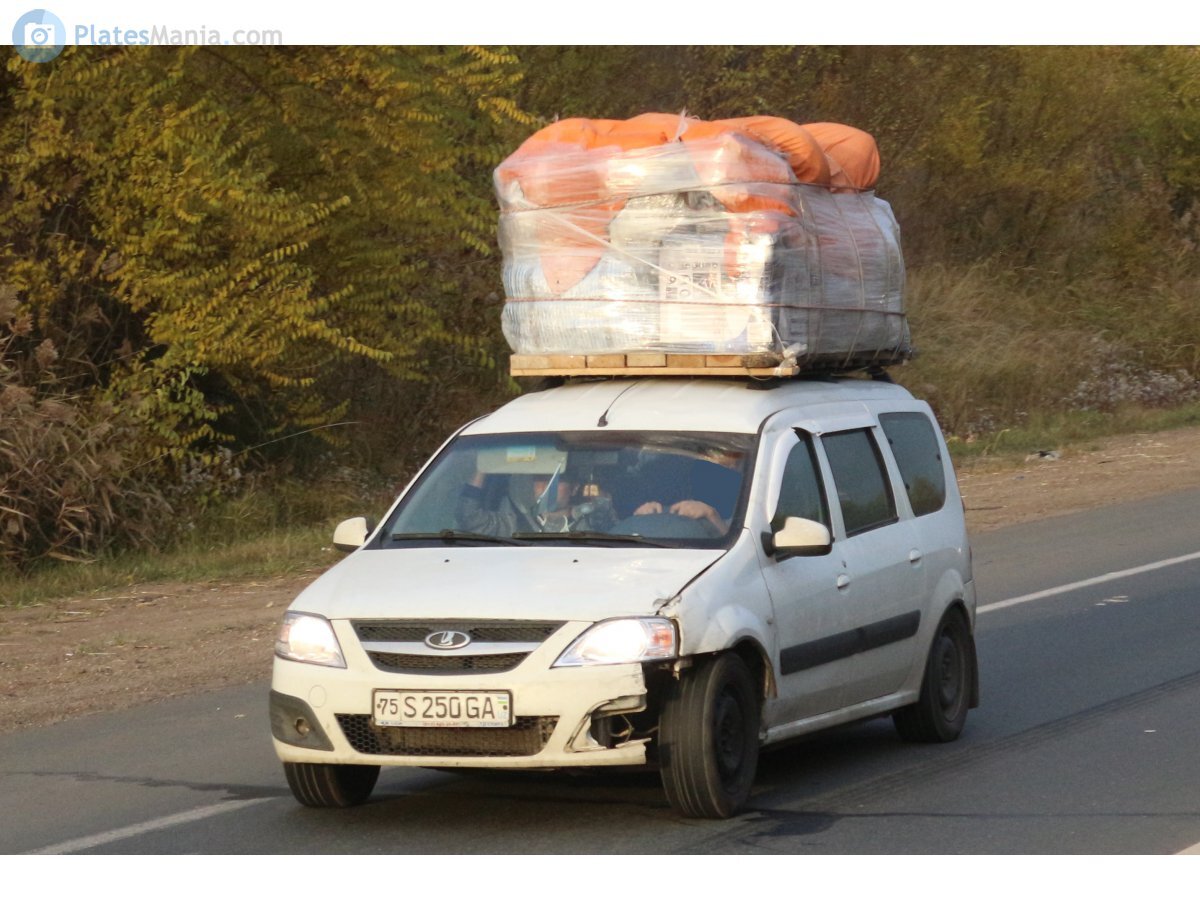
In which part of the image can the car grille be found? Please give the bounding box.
[368,652,529,673]
[336,714,558,758]
[351,619,566,675]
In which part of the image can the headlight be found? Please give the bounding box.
[275,612,346,668]
[553,617,677,667]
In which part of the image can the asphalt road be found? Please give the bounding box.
[4,489,1200,856]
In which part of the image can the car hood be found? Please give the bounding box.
[291,545,727,622]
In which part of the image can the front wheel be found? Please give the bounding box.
[283,762,380,808]
[893,608,976,743]
[659,653,760,819]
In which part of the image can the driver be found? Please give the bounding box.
[632,498,726,534]
[627,449,741,535]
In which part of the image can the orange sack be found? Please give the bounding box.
[718,116,832,185]
[802,122,881,191]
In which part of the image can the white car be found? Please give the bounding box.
[271,377,977,818]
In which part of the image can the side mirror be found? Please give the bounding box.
[768,516,832,559]
[332,516,373,553]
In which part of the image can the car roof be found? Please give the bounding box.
[463,377,920,436]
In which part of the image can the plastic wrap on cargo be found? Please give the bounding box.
[494,118,910,367]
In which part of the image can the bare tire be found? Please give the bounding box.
[893,609,975,743]
[659,653,760,819]
[284,762,380,808]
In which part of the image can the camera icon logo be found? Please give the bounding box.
[24,20,58,46]
[13,9,66,62]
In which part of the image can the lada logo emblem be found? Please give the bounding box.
[425,629,471,650]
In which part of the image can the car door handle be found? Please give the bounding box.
[836,574,851,590]
[909,550,923,564]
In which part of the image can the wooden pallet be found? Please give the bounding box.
[510,352,798,378]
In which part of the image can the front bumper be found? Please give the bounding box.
[271,619,652,769]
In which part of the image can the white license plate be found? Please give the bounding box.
[372,690,512,728]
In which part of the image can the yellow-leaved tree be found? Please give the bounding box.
[0,46,530,567]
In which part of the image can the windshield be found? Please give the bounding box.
[381,430,755,548]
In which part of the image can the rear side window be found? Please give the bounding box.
[773,432,830,530]
[879,412,947,517]
[821,429,897,536]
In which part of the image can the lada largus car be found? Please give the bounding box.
[271,377,977,818]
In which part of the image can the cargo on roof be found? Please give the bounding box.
[492,114,909,374]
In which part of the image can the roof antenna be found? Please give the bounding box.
[597,382,638,427]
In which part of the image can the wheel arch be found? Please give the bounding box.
[731,637,775,705]
[940,599,980,710]
[682,637,775,706]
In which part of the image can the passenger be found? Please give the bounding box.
[456,469,617,536]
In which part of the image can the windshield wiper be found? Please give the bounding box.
[389,530,528,546]
[511,530,669,547]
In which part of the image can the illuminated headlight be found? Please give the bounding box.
[553,617,677,667]
[275,612,346,668]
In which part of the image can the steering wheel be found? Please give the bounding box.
[607,512,723,540]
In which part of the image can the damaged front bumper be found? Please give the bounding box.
[271,620,660,769]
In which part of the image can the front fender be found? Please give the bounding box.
[674,529,775,660]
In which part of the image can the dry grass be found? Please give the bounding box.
[0,468,393,608]
[0,307,173,572]
[895,265,1200,440]
[0,522,335,609]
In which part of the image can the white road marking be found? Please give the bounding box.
[27,797,272,855]
[980,549,1200,857]
[978,550,1200,615]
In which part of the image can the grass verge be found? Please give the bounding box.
[0,467,396,608]
[0,522,339,609]
[946,401,1200,466]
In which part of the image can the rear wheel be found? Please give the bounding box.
[893,608,975,743]
[283,762,380,808]
[659,653,760,819]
